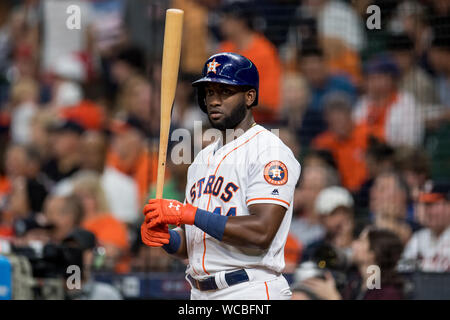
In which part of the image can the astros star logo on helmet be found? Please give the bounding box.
[207,58,221,74]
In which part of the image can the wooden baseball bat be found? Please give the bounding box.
[155,9,184,199]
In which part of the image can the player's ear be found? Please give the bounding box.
[245,89,256,107]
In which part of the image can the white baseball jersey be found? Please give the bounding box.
[184,124,301,278]
[402,226,450,272]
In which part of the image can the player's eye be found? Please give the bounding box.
[222,88,233,95]
[206,89,215,96]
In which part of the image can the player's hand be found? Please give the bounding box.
[143,199,197,228]
[141,222,170,247]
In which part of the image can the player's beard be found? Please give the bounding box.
[208,100,247,131]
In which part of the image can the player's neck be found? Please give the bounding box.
[220,113,256,145]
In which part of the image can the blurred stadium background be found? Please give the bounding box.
[0,0,449,300]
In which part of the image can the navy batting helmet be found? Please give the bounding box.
[192,52,259,113]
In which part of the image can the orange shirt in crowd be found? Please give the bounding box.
[219,33,282,123]
[0,177,12,236]
[358,92,398,143]
[82,213,129,273]
[0,176,11,197]
[284,232,303,266]
[327,48,362,87]
[0,111,10,128]
[59,100,106,130]
[313,124,369,191]
[0,225,13,238]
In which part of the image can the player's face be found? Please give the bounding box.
[204,83,248,131]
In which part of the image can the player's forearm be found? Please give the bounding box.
[221,216,275,249]
[193,208,278,250]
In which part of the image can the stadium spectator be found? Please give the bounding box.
[123,0,168,64]
[42,120,84,186]
[110,46,147,112]
[46,52,106,131]
[303,149,338,171]
[300,45,357,111]
[290,164,339,247]
[369,170,420,244]
[88,0,127,58]
[49,53,86,108]
[172,73,208,132]
[44,194,84,243]
[72,171,129,273]
[423,22,450,180]
[426,0,450,17]
[63,228,123,300]
[1,144,48,227]
[3,143,47,194]
[4,144,29,180]
[218,1,282,124]
[312,0,366,53]
[395,146,430,203]
[428,18,450,116]
[81,130,139,225]
[110,46,146,85]
[284,0,364,84]
[9,77,39,144]
[387,33,438,108]
[12,214,54,247]
[107,117,160,205]
[302,186,355,263]
[312,93,368,191]
[315,0,365,84]
[283,232,303,274]
[29,110,54,162]
[6,176,47,224]
[297,45,356,148]
[402,181,450,272]
[117,76,158,138]
[41,0,93,75]
[279,73,310,144]
[388,1,433,60]
[353,138,396,211]
[353,54,424,148]
[295,227,404,300]
[278,127,301,162]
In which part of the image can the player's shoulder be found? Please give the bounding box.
[253,125,298,159]
[252,125,301,172]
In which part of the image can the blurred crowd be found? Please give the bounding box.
[0,0,449,300]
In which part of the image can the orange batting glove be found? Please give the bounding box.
[140,222,170,247]
[143,199,197,228]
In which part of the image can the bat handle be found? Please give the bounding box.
[155,136,168,199]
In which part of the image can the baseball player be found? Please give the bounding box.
[141,53,301,300]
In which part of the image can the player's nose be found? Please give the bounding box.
[206,91,222,108]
